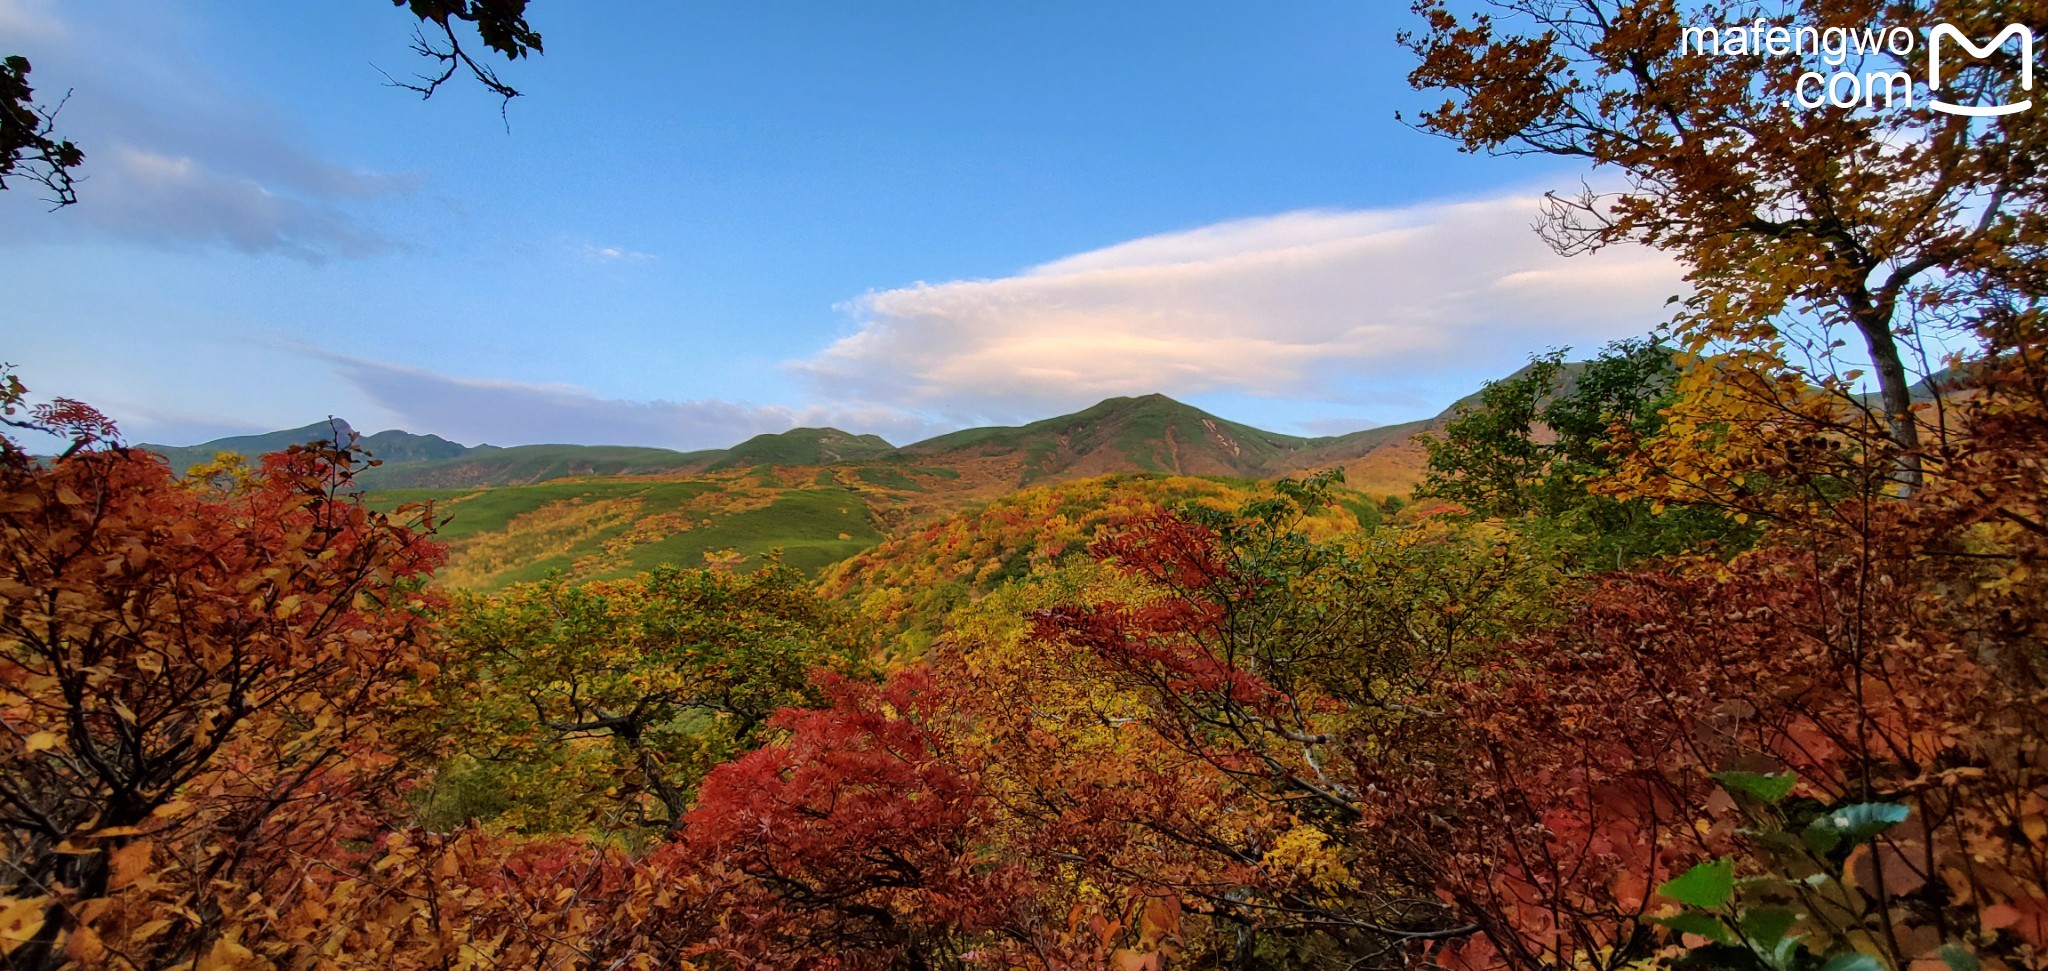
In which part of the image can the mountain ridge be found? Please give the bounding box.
[136,391,1457,494]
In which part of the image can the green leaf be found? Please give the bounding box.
[1648,912,1734,944]
[1738,905,1798,945]
[1757,933,1806,971]
[1659,858,1735,910]
[1806,802,1910,852]
[1819,953,1884,971]
[1714,770,1797,805]
[1936,943,1980,971]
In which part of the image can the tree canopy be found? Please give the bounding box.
[1403,0,2048,486]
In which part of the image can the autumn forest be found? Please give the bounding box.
[4,1,2047,970]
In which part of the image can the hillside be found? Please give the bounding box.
[901,394,1309,482]
[140,419,344,474]
[140,420,477,475]
[1264,418,1438,495]
[355,444,719,489]
[141,423,901,490]
[367,466,881,590]
[706,427,896,470]
[899,394,1446,495]
[818,473,1382,656]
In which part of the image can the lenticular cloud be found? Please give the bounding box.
[792,192,1687,423]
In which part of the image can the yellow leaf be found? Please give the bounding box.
[131,918,173,942]
[23,732,58,754]
[0,896,50,956]
[196,933,256,970]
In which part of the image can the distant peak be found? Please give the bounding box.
[1095,392,1188,410]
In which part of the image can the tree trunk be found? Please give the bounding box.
[615,722,690,830]
[17,845,114,971]
[1858,312,1925,492]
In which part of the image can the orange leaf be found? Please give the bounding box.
[1983,899,2048,948]
[1110,949,1162,971]
[108,842,153,891]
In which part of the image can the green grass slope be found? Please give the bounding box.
[368,476,881,590]
[136,374,1517,502]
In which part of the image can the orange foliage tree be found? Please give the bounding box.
[1402,0,2047,480]
[0,376,450,969]
[636,669,1048,969]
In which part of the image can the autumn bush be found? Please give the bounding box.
[0,385,449,969]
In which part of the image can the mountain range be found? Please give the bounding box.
[138,392,1454,496]
[123,367,1588,589]
[127,357,1975,592]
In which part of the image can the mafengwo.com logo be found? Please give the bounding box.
[1679,20,2033,115]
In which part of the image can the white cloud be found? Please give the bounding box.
[0,0,63,40]
[37,145,401,261]
[578,242,657,264]
[794,193,1687,424]
[0,1,414,260]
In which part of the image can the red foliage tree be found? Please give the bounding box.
[1373,348,2048,971]
[652,669,1041,970]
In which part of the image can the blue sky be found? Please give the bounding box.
[0,0,1686,449]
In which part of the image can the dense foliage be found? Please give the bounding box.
[5,2,2046,969]
[10,321,2042,968]
[0,380,447,969]
[431,562,869,833]
[1419,341,1755,567]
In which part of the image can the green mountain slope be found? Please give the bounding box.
[138,420,356,475]
[135,394,1443,499]
[142,423,901,490]
[140,420,477,475]
[894,393,1449,493]
[354,444,718,489]
[131,368,1598,594]
[705,427,896,471]
[902,394,1317,483]
[354,429,472,465]
[135,366,1549,506]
